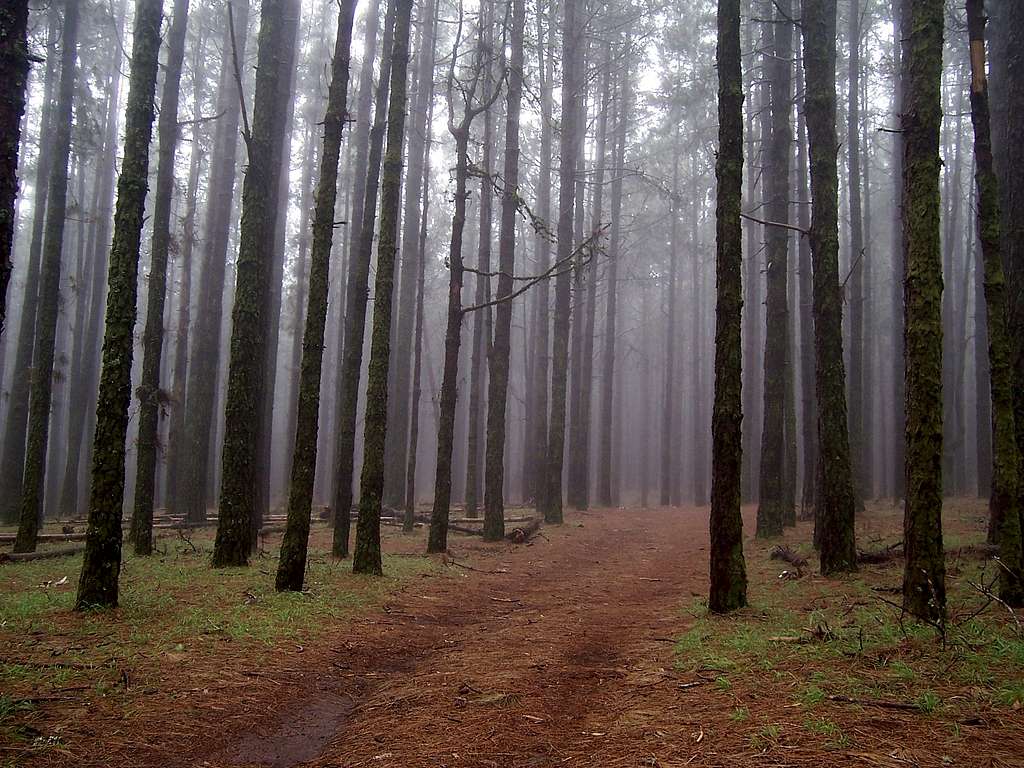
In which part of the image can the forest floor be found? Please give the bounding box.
[1,500,1022,767]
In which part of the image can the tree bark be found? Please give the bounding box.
[0,6,59,525]
[755,0,794,538]
[967,0,1024,606]
[73,0,163,606]
[0,0,31,337]
[482,0,526,541]
[331,0,395,558]
[352,0,413,576]
[900,0,945,622]
[212,0,293,567]
[802,0,857,575]
[709,0,748,614]
[180,0,251,524]
[131,0,192,556]
[275,0,358,591]
[12,0,80,552]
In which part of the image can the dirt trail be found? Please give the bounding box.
[205,507,710,768]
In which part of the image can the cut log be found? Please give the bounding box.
[0,545,86,563]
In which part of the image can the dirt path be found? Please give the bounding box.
[202,506,710,768]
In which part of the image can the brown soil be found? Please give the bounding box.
[10,504,1024,768]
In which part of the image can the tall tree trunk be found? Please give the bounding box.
[73,0,163,605]
[661,141,680,508]
[404,102,434,532]
[756,0,794,538]
[526,2,554,506]
[12,0,80,551]
[465,13,495,520]
[802,0,857,574]
[426,25,501,552]
[847,0,866,504]
[212,0,294,567]
[383,0,437,508]
[331,0,395,558]
[352,0,413,576]
[164,106,203,516]
[967,0,1024,604]
[890,0,906,501]
[180,0,251,523]
[0,0,31,337]
[539,0,583,523]
[796,53,816,518]
[483,0,525,541]
[596,59,627,510]
[275,0,358,592]
[326,0,380,514]
[900,0,945,622]
[0,6,59,524]
[709,0,748,614]
[131,0,191,556]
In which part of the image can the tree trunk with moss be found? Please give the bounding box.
[352,0,413,576]
[0,7,58,525]
[801,0,857,575]
[275,0,358,591]
[212,0,292,568]
[482,0,525,542]
[131,0,191,556]
[180,0,250,524]
[12,1,79,552]
[756,0,794,539]
[900,0,945,622]
[709,0,748,614]
[967,0,1024,606]
[73,0,163,606]
[0,0,30,337]
[331,1,395,559]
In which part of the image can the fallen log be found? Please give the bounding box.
[0,532,87,544]
[0,545,86,563]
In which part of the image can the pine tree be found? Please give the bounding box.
[967,0,1024,606]
[276,0,358,591]
[755,0,794,539]
[899,0,945,622]
[801,0,857,575]
[131,0,192,556]
[352,0,414,576]
[709,0,748,614]
[74,0,164,606]
[0,0,31,336]
[12,0,81,553]
[482,0,526,541]
[212,0,293,567]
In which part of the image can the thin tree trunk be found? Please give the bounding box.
[383,0,437,508]
[404,102,434,532]
[352,0,413,576]
[482,0,525,541]
[331,0,395,558]
[756,0,794,538]
[180,0,251,524]
[131,0,192,556]
[0,0,31,337]
[802,0,857,574]
[12,0,81,552]
[274,0,358,591]
[0,6,59,524]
